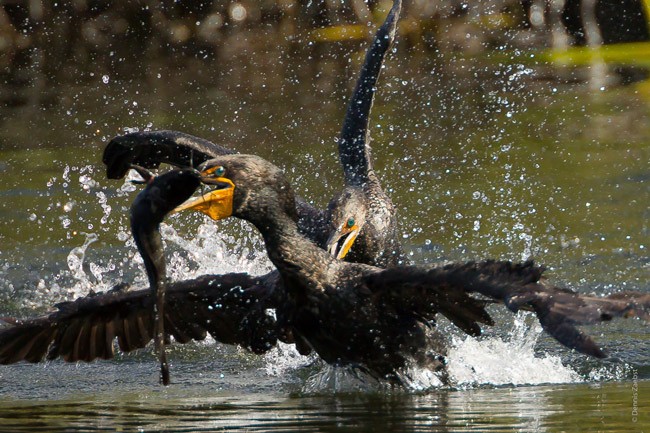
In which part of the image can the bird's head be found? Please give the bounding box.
[173,154,298,226]
[325,187,366,260]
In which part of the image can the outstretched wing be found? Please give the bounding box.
[102,130,327,244]
[0,273,279,365]
[366,260,649,357]
[503,280,650,358]
[103,130,235,179]
[339,0,401,185]
[365,262,496,337]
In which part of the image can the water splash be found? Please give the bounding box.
[303,365,387,393]
[299,313,580,393]
[162,221,273,278]
[66,232,99,282]
[12,165,631,392]
[394,367,446,391]
[264,342,313,377]
[292,314,579,394]
[447,312,580,387]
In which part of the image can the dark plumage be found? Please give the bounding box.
[326,0,405,267]
[1,154,648,384]
[177,154,650,379]
[0,273,279,364]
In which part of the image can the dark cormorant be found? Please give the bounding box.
[1,156,648,384]
[325,0,404,267]
[173,154,650,380]
[101,0,405,267]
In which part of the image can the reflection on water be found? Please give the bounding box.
[0,24,648,432]
[0,374,647,432]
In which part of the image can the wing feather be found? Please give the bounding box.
[366,260,649,357]
[0,273,278,365]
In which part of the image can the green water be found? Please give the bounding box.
[0,39,648,431]
[0,370,647,432]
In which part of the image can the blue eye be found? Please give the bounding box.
[346,217,355,228]
[214,166,225,177]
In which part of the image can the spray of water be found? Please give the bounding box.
[446,312,581,387]
[55,214,626,391]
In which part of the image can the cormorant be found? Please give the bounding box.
[1,156,648,384]
[173,154,650,380]
[101,0,405,267]
[325,0,404,267]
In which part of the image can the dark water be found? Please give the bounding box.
[0,34,648,431]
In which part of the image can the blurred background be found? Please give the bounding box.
[1,0,649,114]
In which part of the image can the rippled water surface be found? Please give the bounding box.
[0,31,648,432]
[0,377,647,432]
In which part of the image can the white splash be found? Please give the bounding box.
[66,232,99,281]
[446,312,581,387]
[264,342,313,377]
[32,166,596,391]
[303,365,385,393]
[51,207,583,391]
[161,221,274,278]
[289,312,582,393]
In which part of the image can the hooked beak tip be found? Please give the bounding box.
[326,225,360,260]
[173,178,235,221]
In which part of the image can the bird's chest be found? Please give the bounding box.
[285,280,383,360]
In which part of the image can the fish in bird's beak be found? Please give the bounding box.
[173,165,235,220]
[326,217,360,260]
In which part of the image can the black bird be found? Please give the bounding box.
[101,0,405,267]
[325,0,404,267]
[173,154,650,380]
[1,155,648,384]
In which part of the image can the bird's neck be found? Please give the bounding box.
[365,170,382,189]
[254,214,336,289]
[132,222,167,290]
